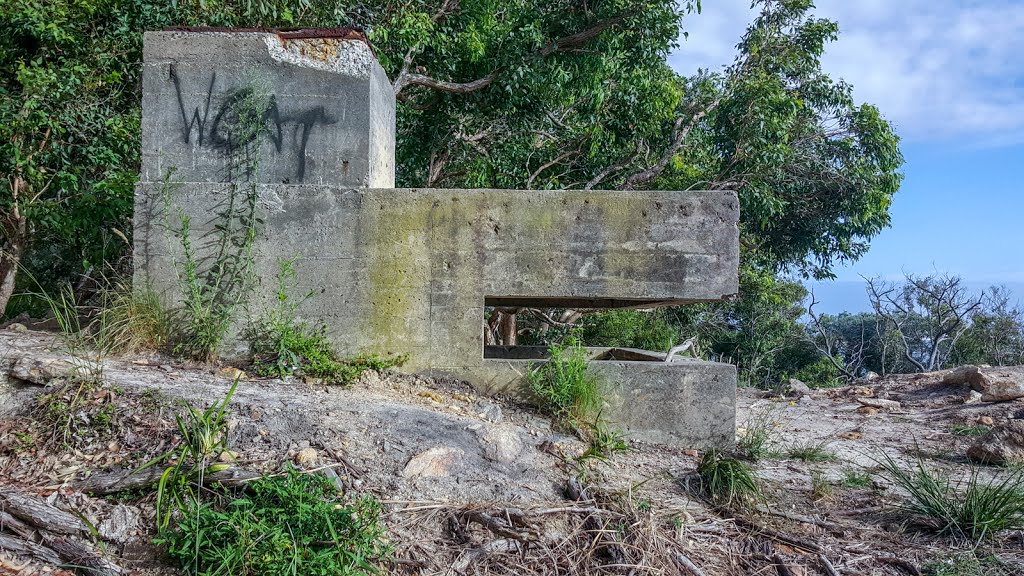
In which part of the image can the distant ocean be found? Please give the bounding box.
[803,280,1024,315]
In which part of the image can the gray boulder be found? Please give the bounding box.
[966,420,1024,465]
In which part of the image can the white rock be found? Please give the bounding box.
[402,446,464,478]
[478,426,525,464]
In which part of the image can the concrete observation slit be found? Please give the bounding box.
[133,29,741,448]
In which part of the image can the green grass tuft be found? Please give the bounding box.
[696,449,762,507]
[526,337,601,424]
[876,452,1024,542]
[736,405,784,461]
[787,440,839,463]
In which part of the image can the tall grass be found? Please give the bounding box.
[876,452,1024,542]
[526,337,600,424]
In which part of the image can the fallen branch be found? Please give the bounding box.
[672,551,707,576]
[0,492,89,537]
[44,536,123,576]
[77,465,262,496]
[0,535,61,566]
[462,510,528,541]
[450,538,520,573]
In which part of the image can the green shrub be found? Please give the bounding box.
[790,356,845,389]
[579,419,632,463]
[696,449,762,507]
[162,469,389,576]
[247,259,406,385]
[577,309,678,352]
[526,337,600,424]
[876,452,1024,541]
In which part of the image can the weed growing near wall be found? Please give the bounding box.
[247,259,407,385]
[695,449,762,508]
[526,337,600,424]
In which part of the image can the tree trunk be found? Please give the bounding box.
[0,196,28,317]
[497,310,518,346]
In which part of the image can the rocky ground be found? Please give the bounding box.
[1,326,1023,575]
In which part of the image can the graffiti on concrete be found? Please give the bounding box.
[170,65,336,182]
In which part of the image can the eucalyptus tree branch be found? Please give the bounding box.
[806,291,857,380]
[585,143,640,190]
[527,147,581,189]
[540,15,626,55]
[621,99,720,190]
[394,70,500,97]
[395,13,627,97]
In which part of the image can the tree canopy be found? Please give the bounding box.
[0,0,902,318]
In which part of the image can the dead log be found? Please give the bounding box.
[76,467,165,496]
[43,536,122,576]
[0,510,36,540]
[78,465,262,496]
[0,534,62,566]
[0,492,88,537]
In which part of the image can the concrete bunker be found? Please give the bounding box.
[134,29,740,448]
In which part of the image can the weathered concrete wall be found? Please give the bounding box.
[135,184,739,364]
[140,31,394,187]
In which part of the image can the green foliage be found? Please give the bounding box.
[790,356,845,389]
[952,286,1024,368]
[578,419,632,463]
[696,449,762,508]
[526,337,600,424]
[786,440,838,463]
[162,469,389,576]
[875,452,1024,542]
[576,310,677,352]
[96,280,174,354]
[951,425,990,438]
[247,259,407,385]
[148,378,238,531]
[162,174,260,362]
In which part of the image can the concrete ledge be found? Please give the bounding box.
[446,358,737,448]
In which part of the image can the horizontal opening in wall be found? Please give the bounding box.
[482,296,677,361]
[484,345,668,362]
[484,296,683,309]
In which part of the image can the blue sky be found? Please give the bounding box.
[668,0,1024,313]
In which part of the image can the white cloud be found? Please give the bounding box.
[669,0,1024,145]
